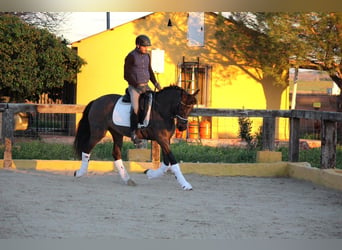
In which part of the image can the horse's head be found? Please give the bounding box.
[175,88,200,131]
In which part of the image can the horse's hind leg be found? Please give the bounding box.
[74,152,91,177]
[74,131,106,178]
[110,131,136,186]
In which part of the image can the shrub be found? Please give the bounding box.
[0,140,341,169]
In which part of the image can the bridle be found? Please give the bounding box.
[175,101,193,125]
[175,114,188,124]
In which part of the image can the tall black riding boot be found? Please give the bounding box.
[130,112,142,145]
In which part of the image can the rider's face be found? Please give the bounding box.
[137,45,149,54]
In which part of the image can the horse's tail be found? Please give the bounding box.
[73,100,94,159]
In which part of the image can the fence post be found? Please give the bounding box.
[151,140,160,169]
[289,117,300,162]
[262,117,275,150]
[321,119,337,169]
[2,105,14,168]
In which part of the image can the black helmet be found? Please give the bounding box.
[135,35,151,46]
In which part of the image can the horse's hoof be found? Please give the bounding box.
[182,183,193,191]
[127,179,137,186]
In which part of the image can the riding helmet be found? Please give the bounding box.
[135,35,151,46]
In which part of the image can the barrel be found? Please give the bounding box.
[200,120,211,139]
[188,120,199,139]
[175,128,183,138]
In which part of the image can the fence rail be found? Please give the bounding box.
[1,103,342,169]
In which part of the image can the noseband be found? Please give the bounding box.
[175,114,188,124]
[175,101,192,124]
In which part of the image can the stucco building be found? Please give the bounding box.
[71,12,289,139]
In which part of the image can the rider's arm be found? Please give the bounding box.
[124,53,138,88]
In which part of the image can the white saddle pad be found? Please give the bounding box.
[112,97,131,127]
[112,95,152,128]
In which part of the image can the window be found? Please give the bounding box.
[178,59,211,106]
[187,12,205,47]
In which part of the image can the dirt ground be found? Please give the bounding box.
[1,168,342,239]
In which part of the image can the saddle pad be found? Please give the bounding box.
[112,97,131,127]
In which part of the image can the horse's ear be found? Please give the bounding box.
[192,89,200,97]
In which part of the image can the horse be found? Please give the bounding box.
[73,85,199,190]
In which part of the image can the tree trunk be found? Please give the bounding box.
[329,72,342,143]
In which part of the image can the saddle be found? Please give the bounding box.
[112,89,153,128]
[122,88,131,103]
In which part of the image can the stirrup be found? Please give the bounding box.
[131,132,142,145]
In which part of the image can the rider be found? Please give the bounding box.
[124,34,161,145]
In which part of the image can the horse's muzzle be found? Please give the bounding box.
[177,122,188,131]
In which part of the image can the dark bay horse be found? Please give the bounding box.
[73,86,199,190]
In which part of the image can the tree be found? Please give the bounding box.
[215,12,342,107]
[215,13,297,109]
[293,13,342,89]
[0,14,85,102]
[2,12,68,34]
[215,13,293,87]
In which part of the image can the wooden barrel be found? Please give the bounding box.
[200,120,211,139]
[188,121,199,139]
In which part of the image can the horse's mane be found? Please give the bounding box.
[145,85,183,96]
[160,85,183,92]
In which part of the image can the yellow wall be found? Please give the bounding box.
[72,12,289,140]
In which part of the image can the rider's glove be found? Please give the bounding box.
[155,82,162,90]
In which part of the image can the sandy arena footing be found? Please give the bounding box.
[0,165,342,239]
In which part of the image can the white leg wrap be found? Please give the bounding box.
[75,152,90,177]
[170,163,192,190]
[146,162,170,179]
[114,159,130,183]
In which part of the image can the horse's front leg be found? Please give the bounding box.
[170,163,192,190]
[144,150,171,179]
[112,133,136,186]
[168,155,192,191]
[145,141,192,190]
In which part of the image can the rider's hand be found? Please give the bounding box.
[155,82,162,90]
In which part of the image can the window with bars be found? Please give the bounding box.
[177,61,211,106]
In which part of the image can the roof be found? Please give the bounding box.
[71,12,155,44]
[71,12,220,45]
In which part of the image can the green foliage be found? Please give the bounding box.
[170,141,256,163]
[237,117,262,149]
[90,142,136,161]
[0,141,136,161]
[0,14,86,102]
[1,140,341,169]
[238,117,254,146]
[171,142,256,163]
[10,141,75,160]
[215,12,342,87]
[215,13,291,86]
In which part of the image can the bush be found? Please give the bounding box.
[171,141,256,163]
[238,117,262,149]
[0,140,341,169]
